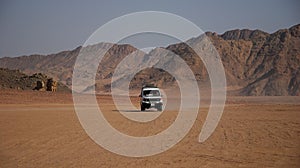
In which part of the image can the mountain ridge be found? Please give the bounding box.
[0,24,299,96]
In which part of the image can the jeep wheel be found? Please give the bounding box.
[141,105,145,111]
[157,105,162,112]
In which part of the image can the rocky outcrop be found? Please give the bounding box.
[46,78,57,92]
[0,68,70,92]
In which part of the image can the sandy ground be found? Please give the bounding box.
[0,89,300,167]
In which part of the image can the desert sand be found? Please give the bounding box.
[0,89,300,167]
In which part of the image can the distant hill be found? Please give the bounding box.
[0,24,299,96]
[0,68,70,92]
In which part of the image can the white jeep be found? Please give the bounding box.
[139,85,163,111]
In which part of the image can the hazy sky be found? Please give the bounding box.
[0,0,299,57]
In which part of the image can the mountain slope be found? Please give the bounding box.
[215,24,300,95]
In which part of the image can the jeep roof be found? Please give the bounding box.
[142,84,157,88]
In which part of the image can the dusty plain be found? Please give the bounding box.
[0,89,300,167]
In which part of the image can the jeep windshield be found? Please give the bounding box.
[143,90,160,97]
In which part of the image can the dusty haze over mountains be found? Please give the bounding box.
[0,24,299,96]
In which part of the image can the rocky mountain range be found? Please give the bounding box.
[0,24,299,96]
